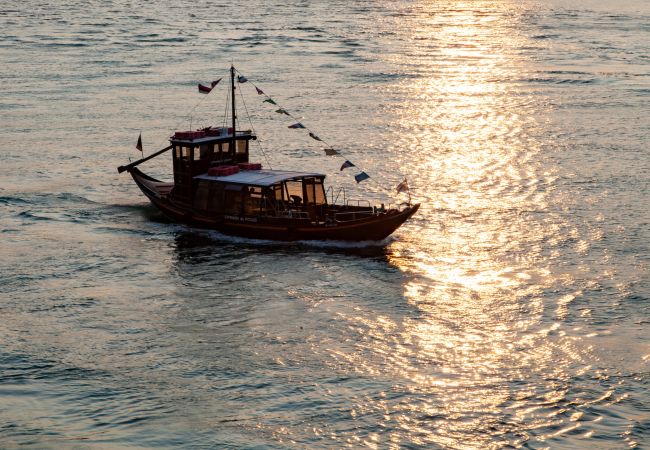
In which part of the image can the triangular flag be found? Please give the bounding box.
[355,172,370,183]
[309,132,322,142]
[264,98,277,105]
[211,78,222,88]
[198,83,212,94]
[340,160,355,171]
[255,86,264,95]
[237,75,248,83]
[136,133,143,152]
[396,178,409,193]
[275,108,290,115]
[324,148,339,156]
[288,123,305,129]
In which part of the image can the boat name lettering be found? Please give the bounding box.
[224,215,258,223]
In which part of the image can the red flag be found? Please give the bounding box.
[136,133,143,152]
[255,86,264,95]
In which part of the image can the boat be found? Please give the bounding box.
[117,66,419,241]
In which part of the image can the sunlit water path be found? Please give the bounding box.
[1,0,649,448]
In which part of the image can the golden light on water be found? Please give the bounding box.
[316,3,605,447]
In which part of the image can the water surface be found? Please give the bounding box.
[1,0,649,448]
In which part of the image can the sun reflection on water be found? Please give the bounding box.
[317,2,608,447]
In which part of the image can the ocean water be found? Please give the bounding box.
[1,0,649,448]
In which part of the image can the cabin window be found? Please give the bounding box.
[315,179,326,204]
[181,146,191,160]
[272,185,283,201]
[175,146,182,159]
[244,186,263,215]
[285,180,303,205]
[265,185,283,211]
[224,185,242,214]
[304,178,316,205]
[236,140,247,154]
[221,142,230,153]
[193,147,201,161]
[212,143,221,159]
[302,177,327,205]
[207,183,224,212]
[199,144,211,160]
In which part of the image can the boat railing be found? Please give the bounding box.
[346,199,372,209]
[395,202,413,212]
[335,209,375,222]
[326,186,347,205]
[372,202,412,213]
[274,210,310,220]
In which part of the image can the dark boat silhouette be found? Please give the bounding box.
[118,66,419,241]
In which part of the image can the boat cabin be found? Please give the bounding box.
[170,127,255,202]
[193,170,327,221]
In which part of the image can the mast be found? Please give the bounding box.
[230,65,236,157]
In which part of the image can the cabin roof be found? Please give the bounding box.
[194,169,325,187]
[170,133,255,145]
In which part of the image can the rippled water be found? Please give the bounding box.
[1,0,649,448]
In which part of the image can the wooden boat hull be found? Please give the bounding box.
[130,168,419,242]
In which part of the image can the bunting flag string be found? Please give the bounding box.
[198,79,222,94]
[340,160,355,171]
[233,68,387,190]
[354,172,370,183]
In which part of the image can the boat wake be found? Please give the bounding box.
[197,229,396,248]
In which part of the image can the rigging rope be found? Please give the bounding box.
[237,81,273,170]
[233,68,397,199]
[222,83,231,131]
[144,72,228,159]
